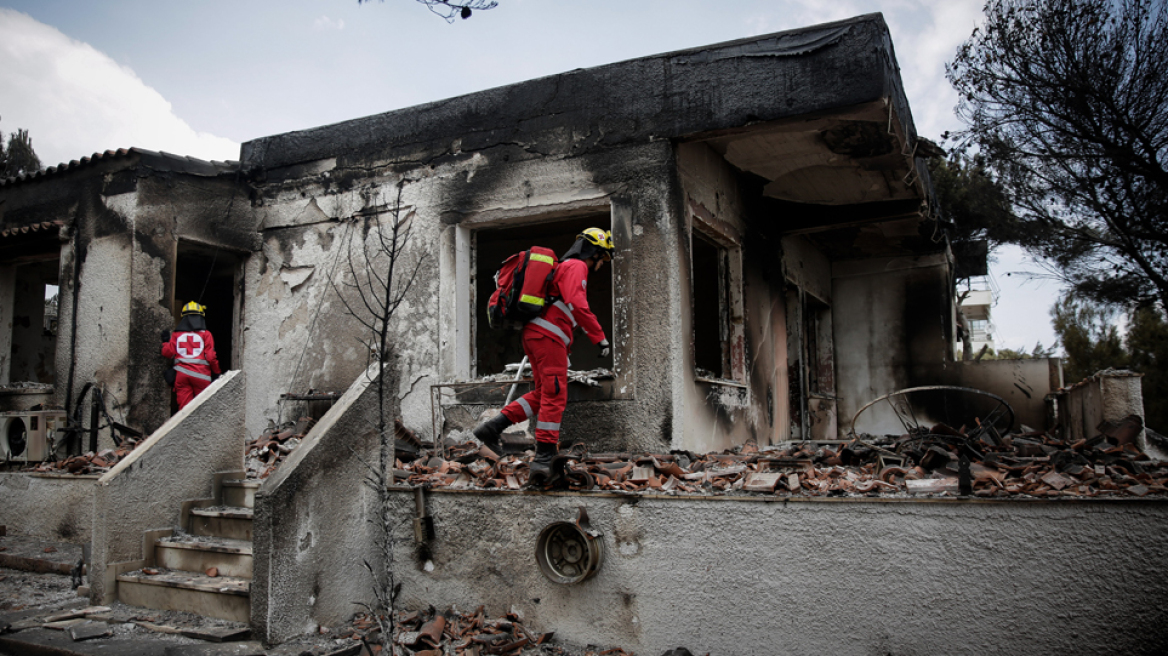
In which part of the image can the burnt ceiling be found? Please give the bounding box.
[696,99,941,259]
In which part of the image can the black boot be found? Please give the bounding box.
[472,412,511,454]
[527,441,558,486]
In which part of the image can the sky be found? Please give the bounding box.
[0,0,1062,352]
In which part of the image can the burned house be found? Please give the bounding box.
[1,13,1165,656]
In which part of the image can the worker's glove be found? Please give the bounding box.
[598,339,611,358]
[161,330,172,342]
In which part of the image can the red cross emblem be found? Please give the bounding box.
[176,333,205,359]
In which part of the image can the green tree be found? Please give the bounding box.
[1051,294,1129,384]
[948,0,1168,309]
[1125,305,1168,430]
[1,126,42,178]
[927,150,1021,248]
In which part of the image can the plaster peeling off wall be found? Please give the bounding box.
[245,221,359,436]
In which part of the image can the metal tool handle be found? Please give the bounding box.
[503,355,529,407]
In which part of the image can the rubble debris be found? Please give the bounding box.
[68,621,113,641]
[337,606,633,656]
[23,437,145,476]
[245,417,315,479]
[476,367,614,387]
[391,423,1168,499]
[246,415,430,480]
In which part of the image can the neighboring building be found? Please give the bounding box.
[957,274,997,357]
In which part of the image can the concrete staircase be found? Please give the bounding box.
[115,473,260,622]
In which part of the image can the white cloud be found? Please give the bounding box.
[313,16,345,31]
[0,9,239,168]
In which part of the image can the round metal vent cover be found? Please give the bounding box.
[535,507,604,585]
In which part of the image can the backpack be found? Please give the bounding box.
[487,246,558,329]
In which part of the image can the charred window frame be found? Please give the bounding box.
[0,237,62,387]
[786,284,835,440]
[472,214,614,378]
[691,228,744,384]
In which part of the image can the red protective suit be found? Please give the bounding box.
[501,258,606,444]
[162,330,221,409]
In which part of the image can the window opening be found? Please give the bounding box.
[8,261,60,385]
[692,232,729,378]
[805,295,833,396]
[44,284,59,335]
[474,215,613,377]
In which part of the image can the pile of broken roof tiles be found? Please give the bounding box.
[24,438,142,475]
[345,606,632,656]
[244,416,315,479]
[398,416,1167,498]
[246,416,425,479]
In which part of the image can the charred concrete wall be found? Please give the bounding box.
[90,371,244,605]
[244,136,686,453]
[0,473,94,543]
[676,142,783,450]
[384,491,1168,656]
[939,357,1064,431]
[833,253,953,435]
[251,362,386,643]
[241,15,903,175]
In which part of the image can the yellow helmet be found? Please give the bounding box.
[579,228,614,255]
[181,301,206,316]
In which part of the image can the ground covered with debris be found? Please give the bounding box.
[0,568,645,656]
[0,567,78,613]
[400,416,1167,499]
[302,606,640,656]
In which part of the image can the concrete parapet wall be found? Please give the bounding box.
[0,473,95,543]
[1059,370,1145,448]
[382,490,1168,656]
[89,370,245,604]
[252,362,384,644]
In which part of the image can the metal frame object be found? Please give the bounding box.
[849,385,1015,439]
[535,507,604,585]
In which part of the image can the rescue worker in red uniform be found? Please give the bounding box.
[161,302,222,410]
[474,228,613,485]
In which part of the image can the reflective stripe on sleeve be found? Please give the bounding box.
[536,421,561,432]
[530,317,570,346]
[517,397,534,418]
[552,300,577,327]
[175,366,212,382]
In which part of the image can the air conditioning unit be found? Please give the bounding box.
[1,410,67,462]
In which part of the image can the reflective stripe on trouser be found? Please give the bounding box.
[174,365,212,381]
[501,330,567,444]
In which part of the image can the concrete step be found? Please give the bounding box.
[188,507,253,541]
[155,536,253,580]
[221,479,259,509]
[116,568,250,623]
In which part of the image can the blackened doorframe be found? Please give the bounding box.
[174,243,241,373]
